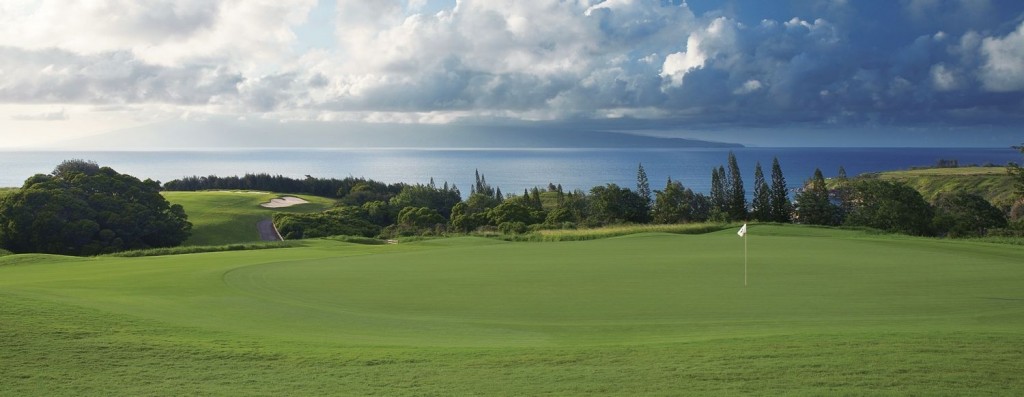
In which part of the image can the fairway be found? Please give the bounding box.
[2,226,1023,395]
[162,191,335,245]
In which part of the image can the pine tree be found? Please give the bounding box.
[636,163,651,205]
[837,166,848,180]
[494,186,503,202]
[769,157,792,223]
[710,166,727,220]
[752,162,771,221]
[726,152,747,220]
[794,168,836,225]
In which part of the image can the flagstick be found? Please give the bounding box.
[744,233,748,287]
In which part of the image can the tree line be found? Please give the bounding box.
[0,160,191,256]
[3,148,1021,256]
[271,150,1021,240]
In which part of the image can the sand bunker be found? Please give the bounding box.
[260,196,310,208]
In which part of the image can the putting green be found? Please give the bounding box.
[3,226,1022,349]
[3,225,1024,395]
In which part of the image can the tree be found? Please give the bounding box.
[751,162,771,222]
[398,207,445,229]
[636,163,652,207]
[274,206,380,239]
[488,200,535,226]
[472,169,499,199]
[794,168,837,226]
[546,190,588,226]
[843,180,933,236]
[932,192,1007,237]
[1009,145,1024,199]
[588,184,650,225]
[689,192,712,222]
[0,160,191,256]
[769,157,792,223]
[389,182,461,219]
[709,166,727,220]
[652,177,694,224]
[726,152,747,220]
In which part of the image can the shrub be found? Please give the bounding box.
[498,221,528,235]
[932,192,1007,238]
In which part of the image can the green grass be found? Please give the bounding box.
[1,225,1023,395]
[162,191,335,245]
[869,167,1018,207]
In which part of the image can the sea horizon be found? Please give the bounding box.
[2,147,1019,196]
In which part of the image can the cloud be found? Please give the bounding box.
[0,0,316,67]
[10,108,68,121]
[980,21,1024,92]
[1,0,1023,133]
[0,46,243,105]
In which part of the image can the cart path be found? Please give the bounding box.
[256,218,283,241]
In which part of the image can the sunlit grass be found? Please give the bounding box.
[162,191,335,245]
[871,166,1017,206]
[513,222,733,241]
[2,225,1023,395]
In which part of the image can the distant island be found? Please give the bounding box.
[47,120,742,150]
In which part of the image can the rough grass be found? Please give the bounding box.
[1,226,1023,395]
[868,167,1017,207]
[162,191,335,245]
[507,222,733,241]
[103,241,303,257]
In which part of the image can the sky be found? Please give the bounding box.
[1,0,1023,148]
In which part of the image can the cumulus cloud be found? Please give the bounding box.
[0,46,243,105]
[980,21,1024,92]
[1,0,1023,131]
[0,0,316,67]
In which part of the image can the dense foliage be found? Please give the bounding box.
[0,160,191,255]
[931,192,1007,237]
[1006,144,1024,224]
[259,152,1009,241]
[842,180,934,236]
[164,173,406,199]
[794,169,838,226]
[274,207,380,239]
[1,151,1014,258]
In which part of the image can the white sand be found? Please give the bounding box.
[260,196,310,208]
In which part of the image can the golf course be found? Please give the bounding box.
[2,222,1022,395]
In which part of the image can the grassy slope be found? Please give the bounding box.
[162,191,334,245]
[870,167,1018,207]
[1,225,1022,395]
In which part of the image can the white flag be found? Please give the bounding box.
[737,224,747,237]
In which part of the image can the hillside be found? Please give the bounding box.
[866,167,1018,208]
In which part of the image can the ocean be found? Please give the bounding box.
[1,147,1020,195]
